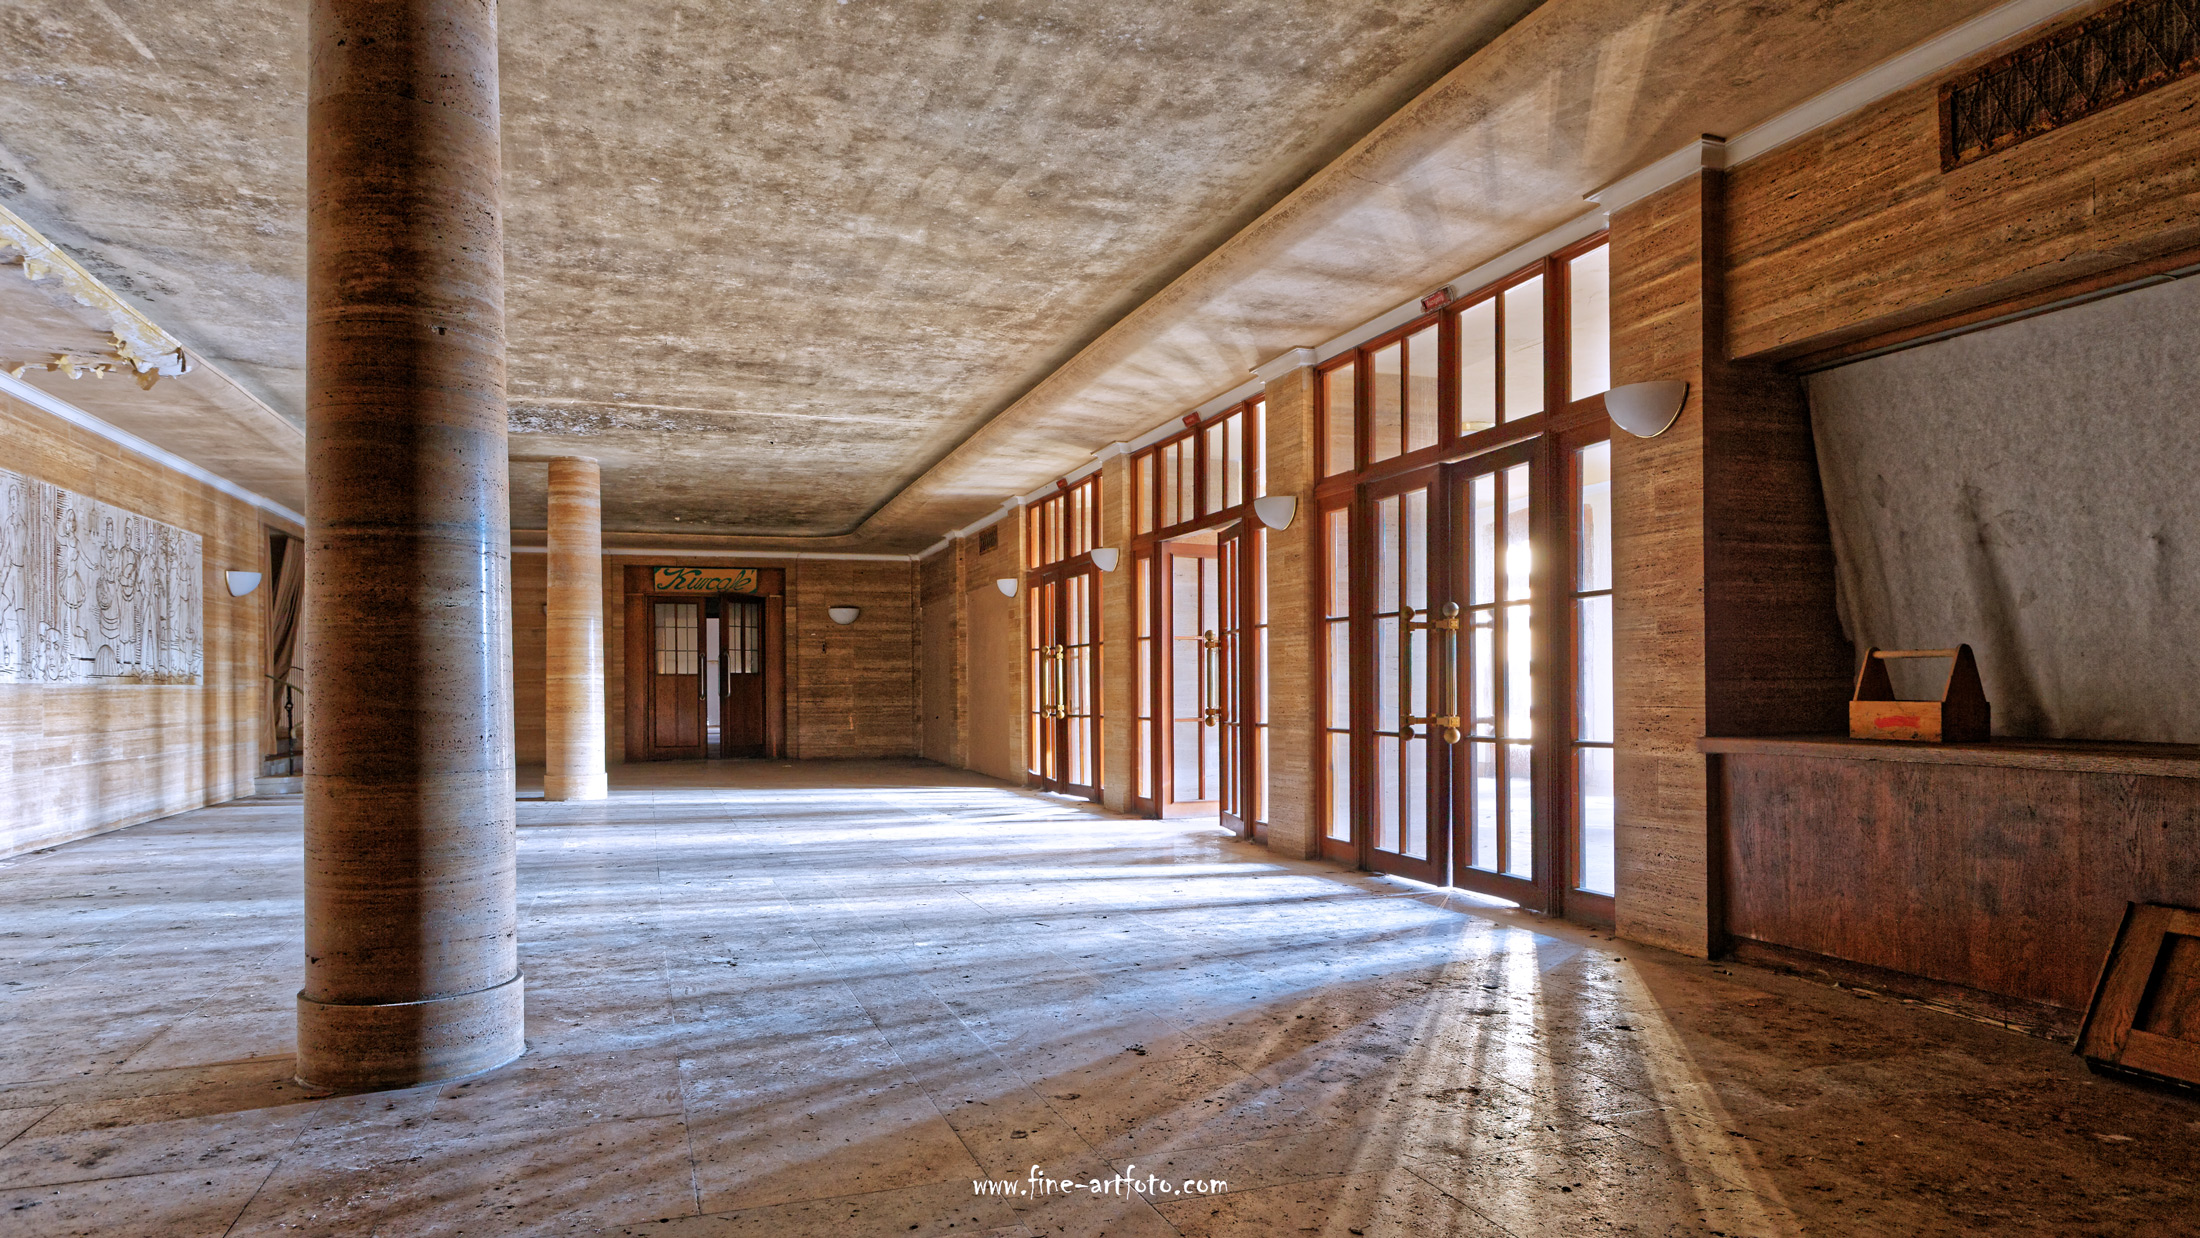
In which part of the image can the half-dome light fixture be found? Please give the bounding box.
[827,606,860,625]
[1089,547,1121,572]
[1605,380,1689,438]
[996,577,1019,598]
[1252,495,1298,531]
[225,571,263,597]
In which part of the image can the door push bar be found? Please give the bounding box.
[1199,629,1224,727]
[1400,602,1463,745]
[1038,644,1070,720]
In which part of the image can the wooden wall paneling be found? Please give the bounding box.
[1724,56,2200,365]
[1719,749,2200,1013]
[765,592,786,758]
[785,559,919,759]
[511,552,547,765]
[622,565,651,762]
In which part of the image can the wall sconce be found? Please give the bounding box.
[224,571,262,597]
[827,606,861,625]
[1089,547,1120,572]
[1606,380,1689,438]
[1252,495,1298,531]
[996,577,1019,598]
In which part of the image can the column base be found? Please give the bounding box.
[542,771,609,801]
[296,971,525,1091]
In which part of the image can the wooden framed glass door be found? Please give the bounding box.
[1446,443,1547,907]
[719,596,768,758]
[1028,567,1099,798]
[1364,467,1446,884]
[650,599,705,759]
[1353,445,1549,907]
[1159,537,1220,817]
[1216,521,1264,839]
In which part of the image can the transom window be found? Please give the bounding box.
[1027,474,1099,569]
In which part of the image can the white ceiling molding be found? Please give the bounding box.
[1251,347,1318,383]
[1585,138,1730,217]
[0,370,304,526]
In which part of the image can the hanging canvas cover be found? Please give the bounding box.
[0,468,203,684]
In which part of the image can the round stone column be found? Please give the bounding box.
[544,457,607,801]
[297,0,524,1090]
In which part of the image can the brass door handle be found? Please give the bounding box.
[1200,629,1222,727]
[1401,602,1463,744]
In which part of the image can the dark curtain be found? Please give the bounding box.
[265,534,304,758]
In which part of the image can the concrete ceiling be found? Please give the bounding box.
[0,0,2013,552]
[0,0,1545,541]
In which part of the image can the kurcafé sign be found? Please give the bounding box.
[652,566,762,594]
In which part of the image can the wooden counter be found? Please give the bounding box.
[1702,735,2200,1014]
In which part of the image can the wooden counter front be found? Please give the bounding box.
[1701,735,2200,1013]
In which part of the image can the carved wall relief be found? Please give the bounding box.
[0,468,202,684]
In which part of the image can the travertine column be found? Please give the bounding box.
[544,457,607,800]
[1256,349,1323,859]
[298,0,523,1090]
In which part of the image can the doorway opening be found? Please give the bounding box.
[626,566,785,761]
[1126,398,1269,836]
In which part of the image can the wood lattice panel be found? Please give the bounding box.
[1941,0,2200,169]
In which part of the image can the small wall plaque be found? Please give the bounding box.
[653,566,760,594]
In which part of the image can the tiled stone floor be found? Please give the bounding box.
[1,759,2195,1237]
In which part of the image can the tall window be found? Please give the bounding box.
[1571,440,1615,896]
[1312,235,1614,917]
[1322,505,1353,844]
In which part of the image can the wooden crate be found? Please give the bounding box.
[1847,645,1990,743]
[2078,903,2200,1089]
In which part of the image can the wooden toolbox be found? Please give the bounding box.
[1848,645,1991,743]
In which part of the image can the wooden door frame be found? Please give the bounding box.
[622,564,786,762]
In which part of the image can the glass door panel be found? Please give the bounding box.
[1449,449,1544,906]
[1161,540,1220,815]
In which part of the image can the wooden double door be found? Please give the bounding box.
[1356,444,1548,906]
[1028,567,1100,798]
[626,573,784,761]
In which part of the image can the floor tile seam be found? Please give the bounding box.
[835,959,1098,1169]
[0,1105,57,1155]
[0,1158,287,1193]
[216,1149,289,1238]
[1391,1158,1533,1237]
[653,920,708,1219]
